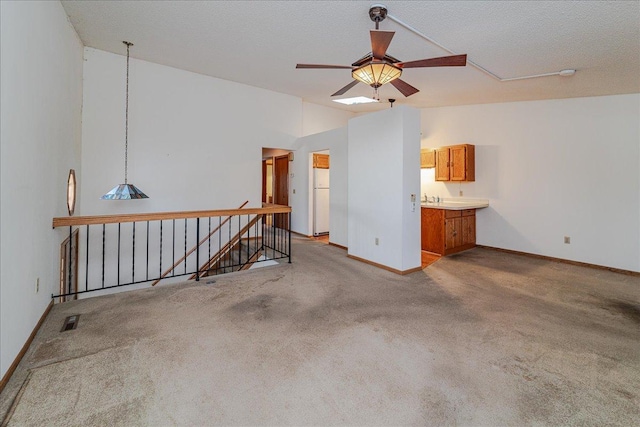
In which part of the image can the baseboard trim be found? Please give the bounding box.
[291,231,313,238]
[347,254,422,275]
[0,300,53,394]
[328,242,348,251]
[477,245,640,276]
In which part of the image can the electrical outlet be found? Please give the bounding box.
[564,236,571,244]
[375,237,379,246]
[292,189,295,194]
[459,190,463,196]
[36,277,39,293]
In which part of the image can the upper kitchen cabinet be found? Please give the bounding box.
[313,153,330,169]
[435,144,475,182]
[420,149,435,168]
[435,148,451,180]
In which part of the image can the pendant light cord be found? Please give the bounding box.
[124,41,132,184]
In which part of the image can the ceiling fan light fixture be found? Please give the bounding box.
[352,61,402,88]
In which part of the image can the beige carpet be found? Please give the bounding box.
[1,237,639,426]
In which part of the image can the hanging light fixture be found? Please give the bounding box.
[351,61,402,88]
[101,41,149,200]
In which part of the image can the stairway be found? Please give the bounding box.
[199,237,263,277]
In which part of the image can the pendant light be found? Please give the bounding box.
[101,41,149,200]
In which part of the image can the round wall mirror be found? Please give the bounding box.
[67,169,76,216]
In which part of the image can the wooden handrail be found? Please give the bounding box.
[52,203,291,228]
[150,201,249,286]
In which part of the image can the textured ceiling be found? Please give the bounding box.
[61,1,640,112]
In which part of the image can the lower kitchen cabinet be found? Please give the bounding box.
[421,208,476,255]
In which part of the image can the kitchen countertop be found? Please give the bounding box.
[421,198,489,210]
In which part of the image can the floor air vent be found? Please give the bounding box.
[61,315,80,332]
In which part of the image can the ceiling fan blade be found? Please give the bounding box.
[331,80,360,97]
[397,54,467,69]
[370,30,395,59]
[390,79,420,97]
[296,64,352,69]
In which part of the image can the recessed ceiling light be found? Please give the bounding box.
[332,96,380,105]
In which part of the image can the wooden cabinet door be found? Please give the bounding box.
[461,214,476,246]
[445,217,462,250]
[434,144,475,182]
[313,154,330,169]
[435,148,450,181]
[421,208,445,254]
[450,145,467,181]
[420,149,435,168]
[450,144,475,182]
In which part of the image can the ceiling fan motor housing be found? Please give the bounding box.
[369,4,388,23]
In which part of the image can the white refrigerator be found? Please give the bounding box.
[313,168,330,236]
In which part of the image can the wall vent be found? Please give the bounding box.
[61,315,80,332]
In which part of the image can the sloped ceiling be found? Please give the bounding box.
[61,1,640,112]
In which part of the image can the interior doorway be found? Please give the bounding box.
[262,148,292,229]
[273,154,289,228]
[262,158,273,203]
[311,150,330,237]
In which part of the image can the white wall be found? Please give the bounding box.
[0,1,83,378]
[290,128,348,247]
[420,94,640,272]
[81,48,303,215]
[302,102,355,137]
[348,106,421,272]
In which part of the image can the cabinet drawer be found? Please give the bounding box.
[462,209,475,217]
[445,210,462,219]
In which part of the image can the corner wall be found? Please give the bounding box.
[290,128,348,247]
[420,94,640,271]
[0,1,84,377]
[348,106,421,272]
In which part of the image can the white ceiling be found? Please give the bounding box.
[61,1,640,113]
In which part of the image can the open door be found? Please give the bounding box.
[273,154,289,228]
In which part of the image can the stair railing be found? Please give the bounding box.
[150,200,249,286]
[190,212,263,280]
[52,203,291,299]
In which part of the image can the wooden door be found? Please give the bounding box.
[435,148,450,181]
[273,155,289,228]
[261,160,267,203]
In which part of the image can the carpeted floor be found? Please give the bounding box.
[1,237,639,426]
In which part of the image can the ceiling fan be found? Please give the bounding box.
[296,5,467,98]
